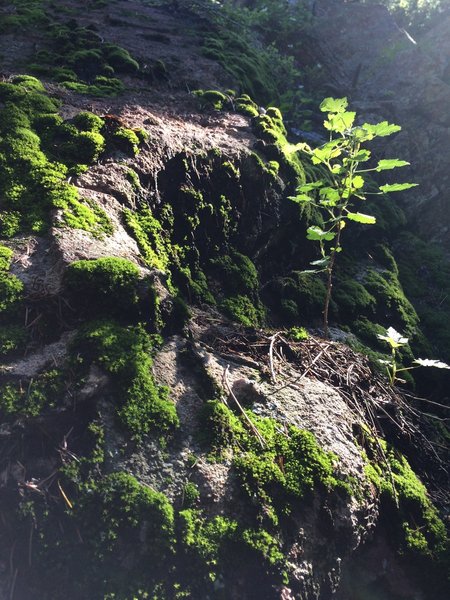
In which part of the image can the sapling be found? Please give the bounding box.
[290,97,417,338]
[377,326,450,385]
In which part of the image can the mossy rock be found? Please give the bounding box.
[221,294,265,327]
[104,45,140,74]
[71,111,104,133]
[210,250,258,294]
[64,257,143,319]
[73,321,178,438]
[334,278,376,319]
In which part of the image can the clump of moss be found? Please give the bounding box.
[79,471,174,553]
[183,482,200,508]
[25,18,141,97]
[63,130,106,163]
[0,78,111,237]
[334,278,376,319]
[62,197,114,238]
[73,321,178,440]
[209,250,265,326]
[178,509,238,584]
[253,107,305,182]
[362,267,419,336]
[126,168,141,189]
[0,369,62,417]
[395,232,450,362]
[266,271,327,325]
[0,246,23,312]
[192,89,229,110]
[210,250,258,295]
[235,94,259,117]
[112,126,140,155]
[65,257,143,319]
[364,440,448,560]
[104,44,140,73]
[122,207,171,272]
[201,401,345,524]
[174,265,216,305]
[62,77,125,97]
[0,324,26,357]
[0,2,48,33]
[71,111,104,132]
[221,294,265,327]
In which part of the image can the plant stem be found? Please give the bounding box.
[323,211,343,339]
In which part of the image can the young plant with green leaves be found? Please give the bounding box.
[290,97,417,337]
[377,326,450,385]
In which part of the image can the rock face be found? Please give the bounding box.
[0,1,448,599]
[311,0,450,251]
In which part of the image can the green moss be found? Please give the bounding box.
[183,482,200,508]
[210,250,258,294]
[0,324,26,356]
[175,265,216,305]
[0,77,111,236]
[62,197,114,238]
[104,44,140,73]
[178,509,238,582]
[362,438,448,559]
[199,400,246,452]
[65,257,141,318]
[395,232,450,361]
[241,529,287,582]
[0,1,48,33]
[112,126,140,155]
[126,168,141,189]
[334,278,376,319]
[10,75,45,92]
[0,369,62,417]
[71,111,104,133]
[123,207,170,272]
[193,89,228,110]
[221,160,240,179]
[363,268,419,336]
[0,246,23,312]
[253,108,305,183]
[63,130,105,163]
[287,326,309,341]
[202,32,280,105]
[268,271,327,324]
[79,472,174,553]
[63,77,125,97]
[73,321,178,440]
[202,401,346,524]
[235,95,259,117]
[221,294,265,327]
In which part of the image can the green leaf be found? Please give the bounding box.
[352,175,365,190]
[376,159,410,171]
[319,187,340,203]
[350,149,371,162]
[297,182,324,192]
[379,183,418,193]
[362,121,401,137]
[306,226,336,241]
[289,193,313,204]
[310,258,329,267]
[324,111,356,134]
[320,97,348,114]
[311,145,342,165]
[346,212,376,224]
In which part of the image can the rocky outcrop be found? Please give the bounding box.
[0,1,448,599]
